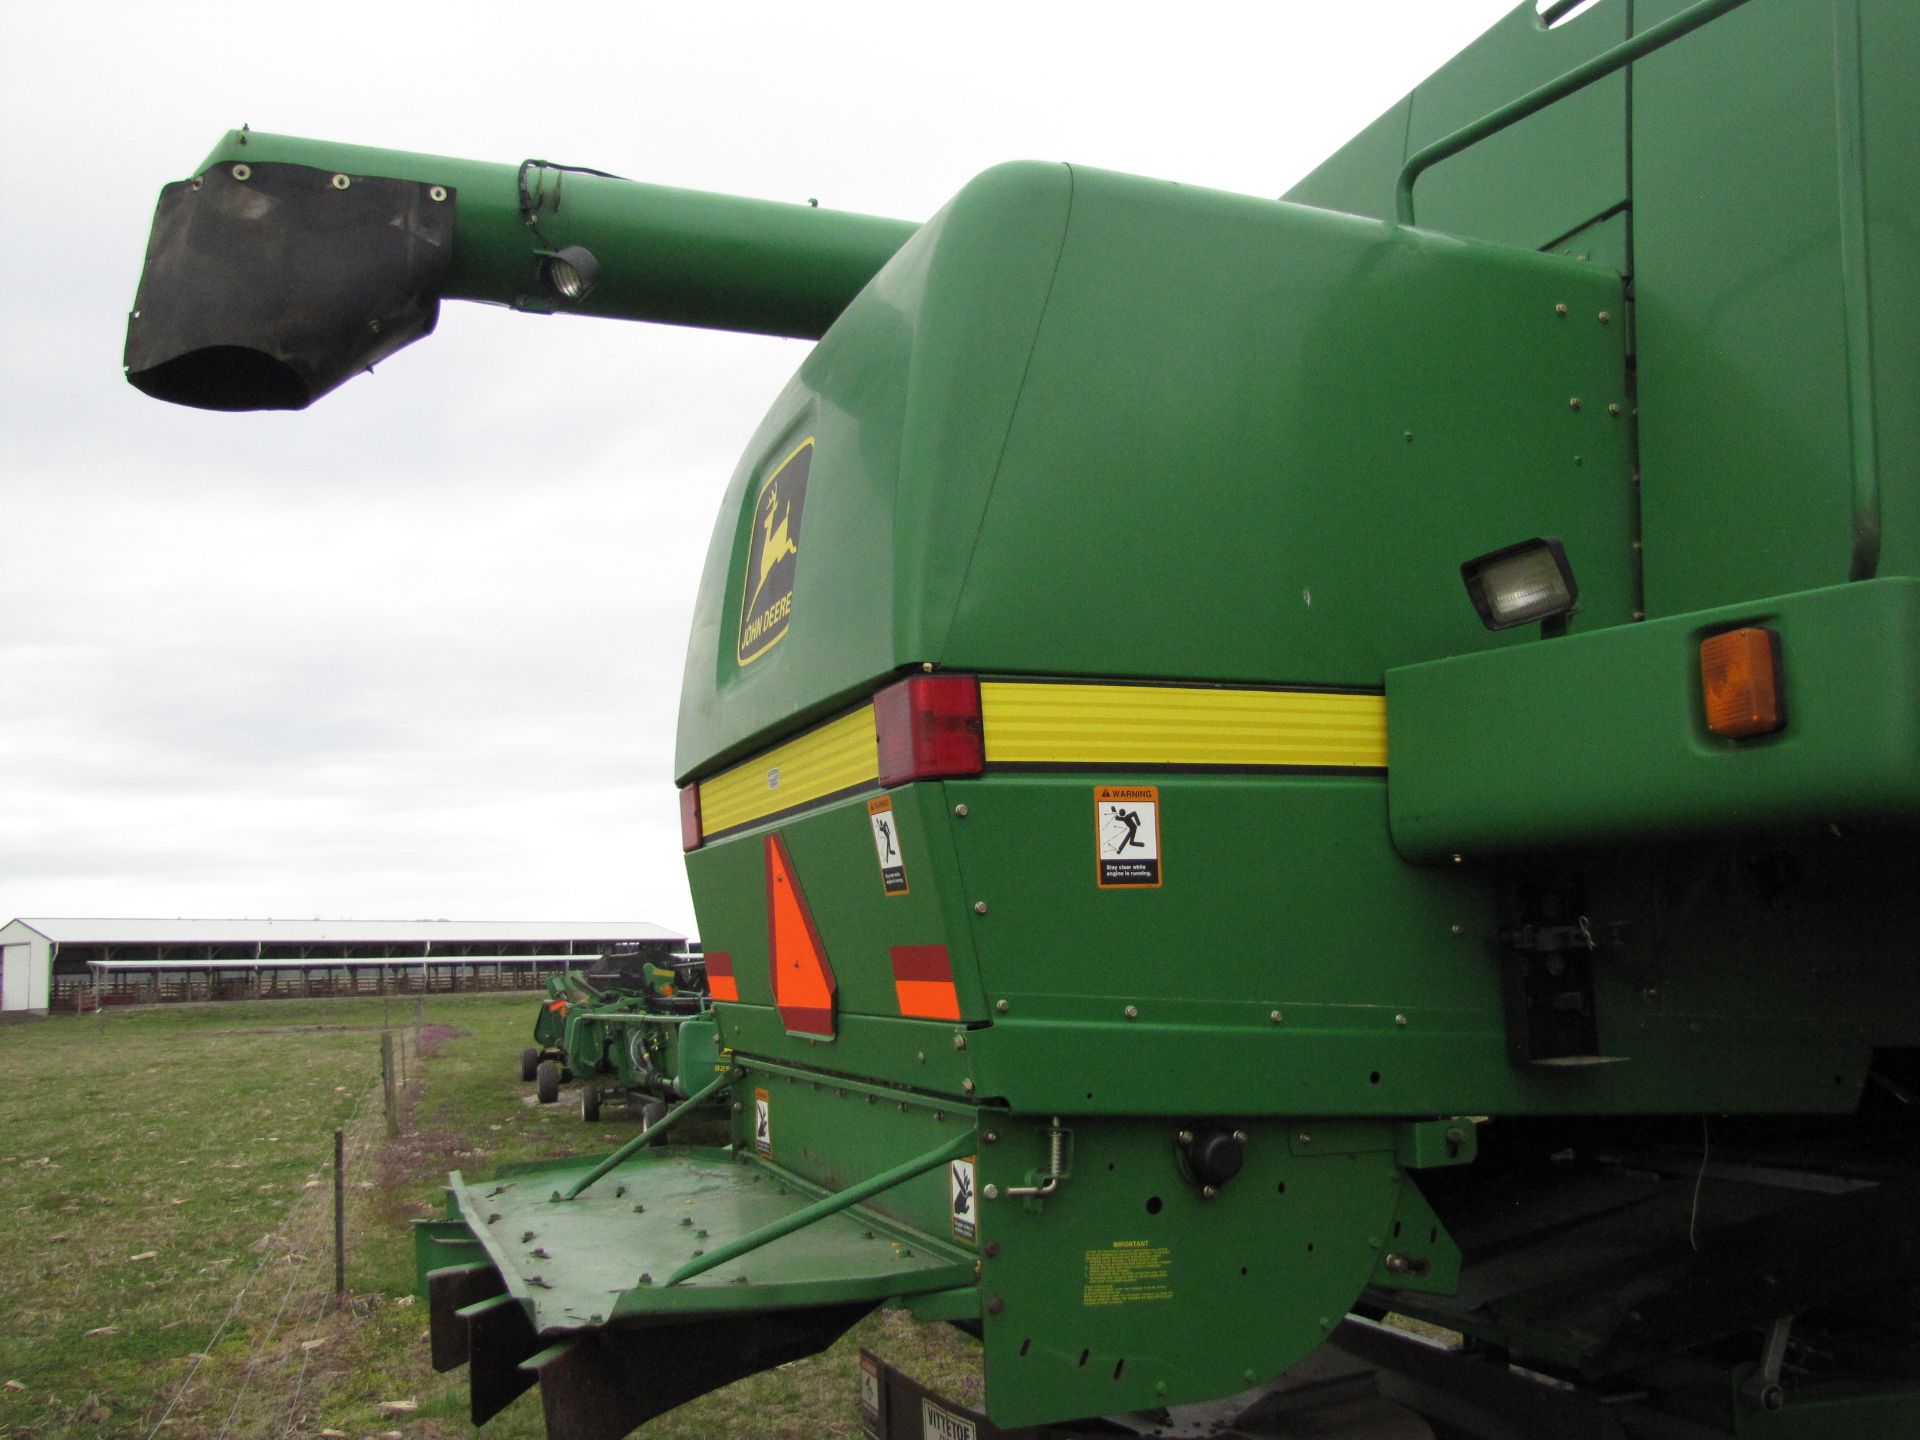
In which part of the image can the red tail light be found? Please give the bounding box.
[874,674,984,787]
[680,783,703,851]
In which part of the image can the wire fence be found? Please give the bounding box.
[143,1022,417,1440]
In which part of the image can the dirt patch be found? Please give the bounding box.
[413,1023,464,1061]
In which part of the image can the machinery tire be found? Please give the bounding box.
[580,1086,601,1123]
[535,1060,561,1104]
[519,1046,539,1083]
[641,1100,669,1130]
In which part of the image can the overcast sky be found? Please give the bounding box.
[1,1,1523,937]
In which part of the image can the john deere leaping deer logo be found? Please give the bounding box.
[736,439,813,665]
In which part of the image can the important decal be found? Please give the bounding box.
[753,1086,772,1157]
[920,1398,978,1440]
[736,438,813,665]
[867,795,909,895]
[1082,1240,1174,1307]
[950,1156,978,1244]
[859,1352,882,1438]
[1095,785,1162,888]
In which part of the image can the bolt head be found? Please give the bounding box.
[1201,1184,1218,1199]
[1598,310,1611,324]
[962,1078,975,1094]
[954,803,970,818]
[1124,1004,1139,1019]
[982,1130,998,1144]
[1395,1014,1409,1027]
[1176,1129,1195,1145]
[1270,1009,1284,1024]
[1554,302,1569,316]
[995,998,1010,1013]
[983,1183,999,1200]
[1569,397,1584,411]
[952,1033,967,1051]
[973,901,989,915]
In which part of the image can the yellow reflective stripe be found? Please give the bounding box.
[980,682,1387,769]
[699,705,878,834]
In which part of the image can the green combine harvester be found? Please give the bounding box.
[123,0,1920,1435]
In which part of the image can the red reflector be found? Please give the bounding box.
[680,783,703,851]
[704,951,738,1003]
[890,944,961,1021]
[766,834,836,1037]
[874,674,984,787]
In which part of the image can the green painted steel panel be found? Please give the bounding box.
[1388,578,1920,858]
[1282,98,1411,222]
[676,165,1634,779]
[1632,0,1860,613]
[938,176,1634,687]
[1404,0,1629,250]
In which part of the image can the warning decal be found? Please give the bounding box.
[949,1156,977,1244]
[859,1352,881,1438]
[867,795,909,895]
[753,1087,772,1157]
[1095,785,1161,888]
[1082,1240,1174,1307]
[736,439,812,666]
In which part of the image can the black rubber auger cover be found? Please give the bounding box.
[124,161,453,411]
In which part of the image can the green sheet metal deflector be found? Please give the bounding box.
[434,1146,975,1331]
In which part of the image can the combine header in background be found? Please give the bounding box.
[126,1,1920,1436]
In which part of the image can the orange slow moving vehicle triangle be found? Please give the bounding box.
[765,832,836,1036]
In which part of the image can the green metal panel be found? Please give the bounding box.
[1281,98,1411,221]
[1388,578,1920,858]
[1632,0,1859,613]
[1405,0,1629,251]
[675,163,1073,777]
[677,162,1636,778]
[1284,0,1629,250]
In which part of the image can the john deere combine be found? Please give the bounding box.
[124,1,1920,1435]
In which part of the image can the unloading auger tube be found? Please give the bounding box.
[123,130,917,411]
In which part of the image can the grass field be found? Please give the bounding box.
[0,993,979,1439]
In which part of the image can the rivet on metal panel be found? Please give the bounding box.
[983,1130,998,1143]
[1395,1014,1409,1028]
[984,1184,1000,1201]
[987,1295,1004,1313]
[231,164,252,181]
[922,662,935,673]
[1451,854,1465,865]
[1569,397,1583,411]
[1643,988,1660,1001]
[1597,311,1611,325]
[1634,610,1647,621]
[973,901,989,915]
[954,804,969,818]
[1124,1005,1139,1020]
[1201,1185,1218,1200]
[1299,1133,1314,1146]
[916,1051,925,1064]
[963,1078,975,1094]
[1450,924,1464,936]
[953,1034,967,1051]
[984,1240,1000,1257]
[1554,303,1568,317]
[1269,1009,1284,1024]
[995,998,1010,1013]
[1176,1129,1195,1145]
[1608,403,1623,417]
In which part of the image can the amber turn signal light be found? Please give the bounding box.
[1699,627,1784,739]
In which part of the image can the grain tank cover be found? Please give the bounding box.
[125,160,454,411]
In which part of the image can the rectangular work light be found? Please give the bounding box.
[1461,538,1578,631]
